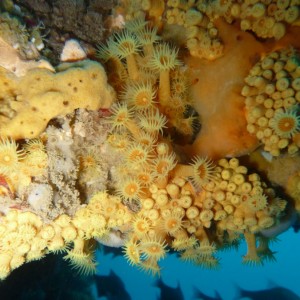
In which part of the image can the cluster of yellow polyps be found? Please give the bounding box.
[123,175,219,274]
[1,5,298,280]
[0,191,133,279]
[234,1,299,39]
[243,48,300,156]
[102,42,289,266]
[98,18,198,141]
[0,138,48,196]
[120,1,299,61]
[120,156,286,272]
[166,0,224,60]
[95,14,291,272]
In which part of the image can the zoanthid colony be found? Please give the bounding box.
[243,48,300,156]
[0,0,300,280]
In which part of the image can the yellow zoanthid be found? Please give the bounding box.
[63,238,97,276]
[123,238,142,266]
[148,43,181,106]
[140,235,168,260]
[122,81,157,111]
[0,138,25,175]
[109,30,141,81]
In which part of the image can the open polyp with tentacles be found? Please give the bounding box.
[97,17,200,144]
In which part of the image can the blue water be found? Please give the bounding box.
[94,228,300,300]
